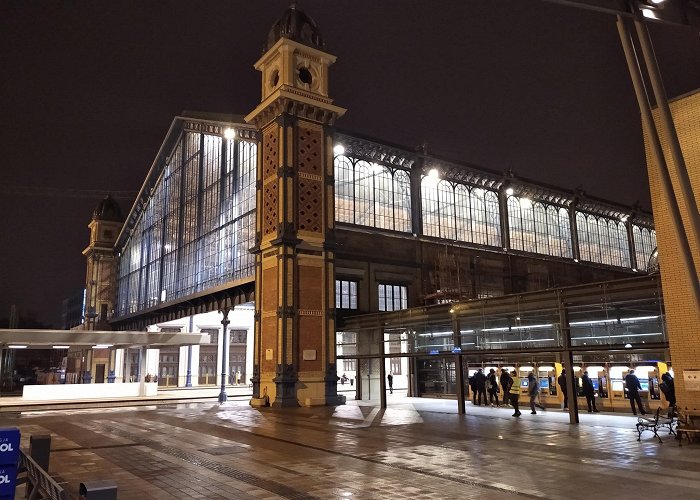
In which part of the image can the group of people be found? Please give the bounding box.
[469,368,545,417]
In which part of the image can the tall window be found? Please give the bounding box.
[378,284,408,311]
[508,195,572,258]
[336,280,358,309]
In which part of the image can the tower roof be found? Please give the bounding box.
[265,3,325,52]
[93,195,123,222]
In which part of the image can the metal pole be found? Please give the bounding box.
[558,292,579,424]
[453,313,466,414]
[616,15,700,308]
[219,308,230,403]
[633,12,700,254]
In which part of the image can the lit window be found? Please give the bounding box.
[336,280,358,309]
[378,283,408,312]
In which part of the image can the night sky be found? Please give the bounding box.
[2,1,699,327]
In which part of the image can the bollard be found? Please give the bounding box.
[79,481,117,500]
[29,434,51,472]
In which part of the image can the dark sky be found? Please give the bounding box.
[1,1,699,327]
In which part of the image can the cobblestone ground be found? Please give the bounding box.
[2,395,699,499]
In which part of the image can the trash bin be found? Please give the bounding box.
[79,481,117,499]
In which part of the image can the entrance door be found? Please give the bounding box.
[95,364,105,384]
[158,347,180,387]
[199,328,219,385]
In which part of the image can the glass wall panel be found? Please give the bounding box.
[633,225,656,271]
[116,130,258,316]
[575,211,632,268]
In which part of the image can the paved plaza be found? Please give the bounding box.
[1,393,699,499]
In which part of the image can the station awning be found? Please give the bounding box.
[0,329,211,349]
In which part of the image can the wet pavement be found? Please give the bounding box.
[1,393,699,499]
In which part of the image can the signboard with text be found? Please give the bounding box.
[0,428,20,499]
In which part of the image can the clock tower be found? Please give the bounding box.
[245,4,346,407]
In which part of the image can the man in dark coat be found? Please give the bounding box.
[558,368,568,410]
[487,368,500,406]
[500,368,511,406]
[624,369,647,415]
[660,372,676,407]
[581,371,599,413]
[472,368,487,406]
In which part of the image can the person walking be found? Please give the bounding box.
[558,368,568,410]
[487,368,500,407]
[387,372,394,394]
[581,371,599,413]
[527,372,546,414]
[500,368,511,407]
[509,371,522,417]
[624,369,647,415]
[473,368,487,406]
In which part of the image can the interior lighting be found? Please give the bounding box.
[505,188,514,196]
[428,168,440,180]
[482,323,553,332]
[570,315,659,326]
[333,144,345,155]
[625,343,633,348]
[620,215,629,222]
[223,128,235,140]
[93,344,113,349]
[52,345,70,349]
[519,197,532,208]
[486,338,555,344]
[8,345,27,349]
[641,8,658,18]
[572,332,663,340]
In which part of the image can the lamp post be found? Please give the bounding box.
[218,307,231,403]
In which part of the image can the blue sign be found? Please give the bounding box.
[0,465,17,498]
[0,428,19,499]
[0,429,19,466]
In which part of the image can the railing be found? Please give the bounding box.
[16,449,66,500]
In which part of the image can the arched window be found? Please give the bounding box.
[421,176,440,237]
[438,180,456,240]
[393,170,412,233]
[374,165,393,230]
[455,184,472,242]
[633,225,656,271]
[613,221,631,268]
[533,202,549,255]
[576,212,590,262]
[557,207,573,258]
[483,190,501,247]
[507,196,523,251]
[334,155,354,223]
[354,160,374,226]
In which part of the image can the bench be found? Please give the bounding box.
[636,407,664,443]
[677,410,700,447]
[659,407,677,438]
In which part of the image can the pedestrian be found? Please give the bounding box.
[487,368,500,407]
[473,368,487,406]
[235,370,242,385]
[500,368,511,406]
[558,368,568,410]
[581,371,599,413]
[624,369,647,415]
[660,372,676,407]
[527,372,546,414]
[387,372,393,394]
[509,370,522,417]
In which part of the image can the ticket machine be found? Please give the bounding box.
[609,365,628,402]
[519,365,533,394]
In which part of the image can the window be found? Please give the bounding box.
[336,280,358,309]
[378,284,408,311]
[334,153,411,232]
[633,225,657,271]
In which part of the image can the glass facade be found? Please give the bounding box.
[334,155,412,232]
[421,178,501,247]
[507,196,572,258]
[576,212,631,268]
[116,128,656,318]
[117,131,256,315]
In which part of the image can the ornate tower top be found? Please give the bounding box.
[265,3,325,52]
[92,195,123,222]
[245,4,345,128]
